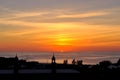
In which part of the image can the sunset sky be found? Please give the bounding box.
[0,0,120,52]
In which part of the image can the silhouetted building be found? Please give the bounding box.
[117,58,120,65]
[99,60,112,67]
[14,54,19,74]
[51,54,56,73]
[0,55,20,69]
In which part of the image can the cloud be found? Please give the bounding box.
[57,12,108,18]
[0,5,120,26]
[0,6,48,20]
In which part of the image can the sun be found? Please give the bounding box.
[55,34,72,46]
[50,34,75,52]
[56,38,70,46]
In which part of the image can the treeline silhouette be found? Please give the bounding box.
[0,55,119,80]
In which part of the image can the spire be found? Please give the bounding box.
[15,53,18,60]
[15,53,17,57]
[51,52,56,64]
[52,53,55,60]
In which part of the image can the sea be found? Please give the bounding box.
[0,51,119,65]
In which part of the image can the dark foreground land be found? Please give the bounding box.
[0,72,120,80]
[0,56,120,80]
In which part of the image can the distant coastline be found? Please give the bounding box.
[0,55,119,80]
[0,51,119,65]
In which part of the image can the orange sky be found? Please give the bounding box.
[0,23,120,52]
[0,0,120,52]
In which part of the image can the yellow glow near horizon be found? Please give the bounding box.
[0,2,120,52]
[54,35,73,46]
[0,22,120,52]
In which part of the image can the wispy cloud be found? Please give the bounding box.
[0,6,119,25]
[58,12,108,18]
[0,0,120,52]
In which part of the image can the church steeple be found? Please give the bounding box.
[15,53,18,61]
[14,53,19,74]
[51,53,56,64]
[51,53,56,73]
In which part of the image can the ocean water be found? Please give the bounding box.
[0,51,119,64]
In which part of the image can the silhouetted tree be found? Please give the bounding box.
[77,60,83,66]
[63,60,68,65]
[72,59,76,65]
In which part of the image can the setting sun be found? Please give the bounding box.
[54,34,73,46]
[0,0,120,52]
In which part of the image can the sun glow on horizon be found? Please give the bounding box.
[0,0,120,52]
[54,34,74,46]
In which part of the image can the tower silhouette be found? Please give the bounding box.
[14,54,19,74]
[51,53,56,73]
[51,54,56,64]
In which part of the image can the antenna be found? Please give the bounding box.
[16,53,17,57]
